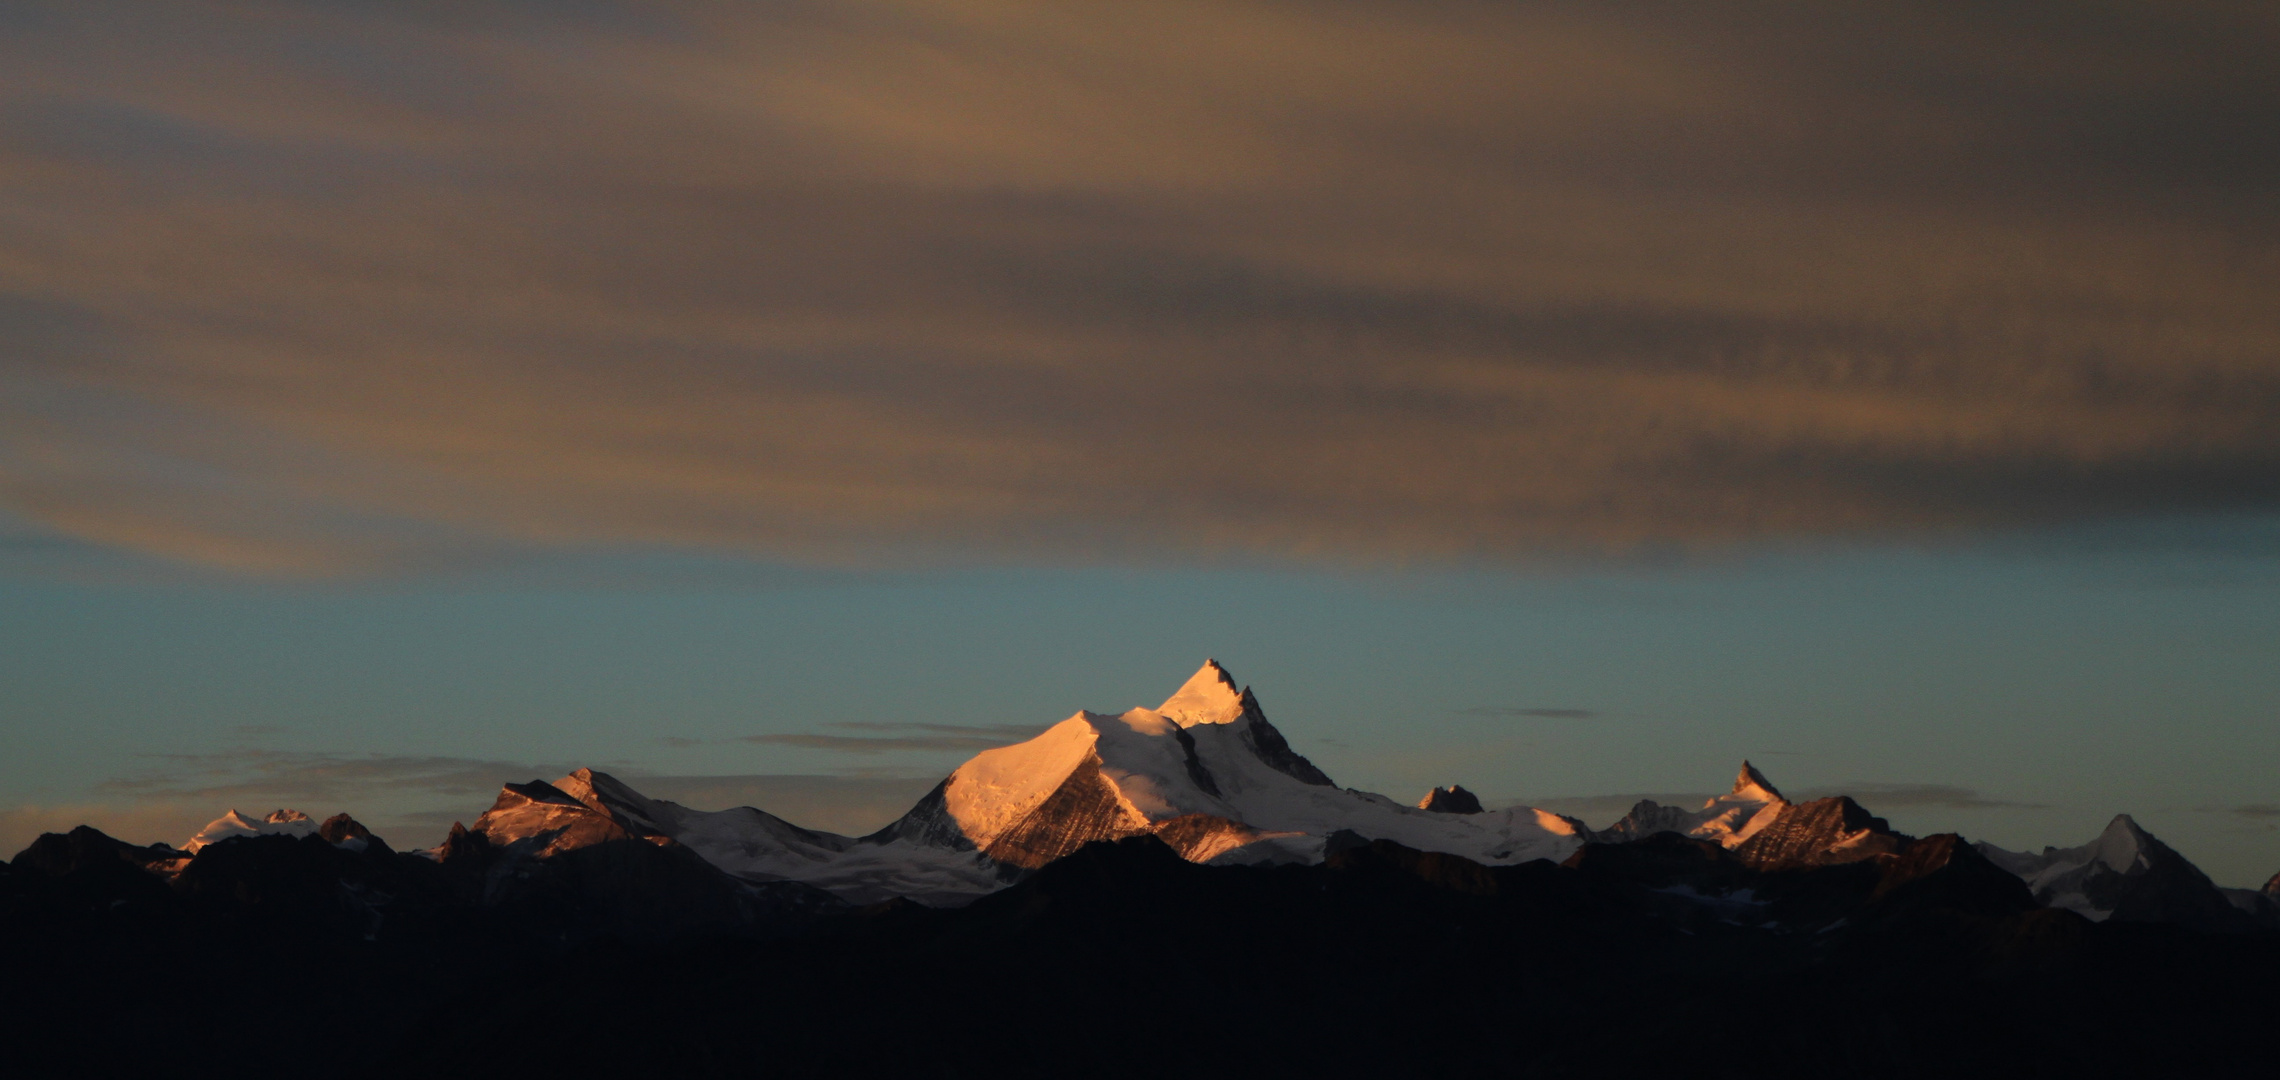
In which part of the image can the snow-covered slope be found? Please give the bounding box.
[136,663,2280,925]
[1596,762,1788,847]
[1978,815,2244,929]
[185,809,316,853]
[864,660,1586,878]
[444,661,1587,905]
[451,767,1002,906]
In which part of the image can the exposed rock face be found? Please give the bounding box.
[1589,763,1789,847]
[1732,796,1907,872]
[317,813,384,852]
[7,826,182,912]
[445,770,847,931]
[1229,688,1336,787]
[1418,785,1484,814]
[1978,815,2249,931]
[2265,869,2280,897]
[1594,799,1700,842]
[12,826,182,877]
[979,756,1150,868]
[1148,813,1286,863]
[1858,833,2037,919]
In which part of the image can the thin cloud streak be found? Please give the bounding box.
[95,750,569,804]
[1522,782,2047,827]
[1794,783,2049,811]
[2212,804,2280,820]
[1458,706,1600,720]
[741,721,1043,755]
[2,2,2277,574]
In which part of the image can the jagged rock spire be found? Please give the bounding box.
[1733,761,1784,802]
[1417,786,1484,814]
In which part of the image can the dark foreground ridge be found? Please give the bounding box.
[4,822,2277,1079]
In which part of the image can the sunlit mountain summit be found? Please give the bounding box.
[143,660,2280,926]
[10,659,2280,1075]
[439,660,1589,905]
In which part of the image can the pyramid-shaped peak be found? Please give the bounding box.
[1157,659,1248,727]
[2088,813,2156,874]
[1733,761,1784,802]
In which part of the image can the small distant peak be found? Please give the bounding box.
[185,806,316,853]
[1157,659,1248,727]
[1733,761,1784,802]
[318,813,372,844]
[2089,813,2156,874]
[1417,785,1484,814]
[2262,869,2279,897]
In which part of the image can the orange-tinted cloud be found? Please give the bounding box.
[3,1,2276,573]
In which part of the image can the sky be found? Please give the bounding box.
[2,2,2277,884]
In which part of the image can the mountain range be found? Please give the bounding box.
[5,660,2276,1077]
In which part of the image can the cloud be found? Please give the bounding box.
[1794,783,2048,811]
[1516,793,1718,828]
[94,750,561,805]
[626,774,941,835]
[3,2,2278,574]
[1520,781,2047,827]
[1457,706,1599,720]
[2212,804,2280,819]
[740,721,1042,755]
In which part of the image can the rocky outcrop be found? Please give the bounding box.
[317,813,383,851]
[7,826,182,912]
[1231,688,1335,786]
[1594,799,1700,842]
[1417,785,1484,814]
[979,756,1149,868]
[1731,796,1907,872]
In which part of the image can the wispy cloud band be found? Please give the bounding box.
[4,1,2277,574]
[741,721,1043,755]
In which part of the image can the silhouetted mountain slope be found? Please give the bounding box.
[4,826,2276,1078]
[400,838,2273,1078]
[1732,795,1908,870]
[7,662,2278,1076]
[1980,815,2258,932]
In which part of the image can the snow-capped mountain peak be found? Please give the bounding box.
[1156,658,1248,727]
[553,766,678,839]
[858,663,1581,883]
[1732,760,1784,803]
[2086,813,2154,874]
[1976,814,2248,929]
[185,808,316,853]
